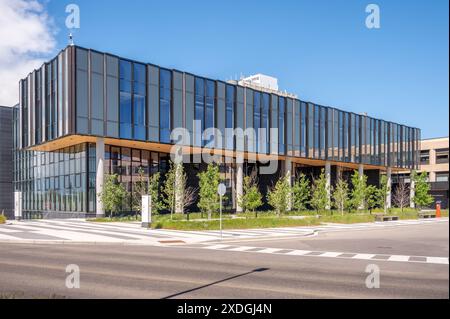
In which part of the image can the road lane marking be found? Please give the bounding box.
[320,252,343,258]
[204,244,231,250]
[426,257,449,264]
[388,255,410,262]
[199,245,449,265]
[352,254,376,260]
[258,248,284,254]
[227,246,256,251]
[286,250,312,256]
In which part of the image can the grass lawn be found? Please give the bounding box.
[151,215,320,230]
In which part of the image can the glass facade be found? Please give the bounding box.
[14,45,421,215]
[17,46,421,168]
[13,144,89,218]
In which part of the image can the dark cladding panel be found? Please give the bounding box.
[235,86,244,152]
[172,71,183,130]
[286,98,293,156]
[245,88,254,153]
[106,54,119,137]
[185,74,194,142]
[216,81,225,149]
[147,65,159,142]
[76,48,89,135]
[270,94,278,155]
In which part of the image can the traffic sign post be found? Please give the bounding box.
[217,183,226,240]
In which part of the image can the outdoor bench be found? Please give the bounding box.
[374,214,399,222]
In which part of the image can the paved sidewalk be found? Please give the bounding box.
[0,217,447,246]
[0,219,315,245]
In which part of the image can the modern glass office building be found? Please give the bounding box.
[13,45,420,218]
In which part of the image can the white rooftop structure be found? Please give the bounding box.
[235,73,298,98]
[239,74,279,91]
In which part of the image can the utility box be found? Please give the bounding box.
[141,195,152,228]
[14,191,22,221]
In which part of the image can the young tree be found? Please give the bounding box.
[197,163,221,219]
[332,177,349,215]
[350,170,368,211]
[175,162,197,215]
[412,171,434,209]
[147,172,164,215]
[238,173,263,217]
[392,179,409,212]
[182,186,198,217]
[267,173,291,216]
[310,169,330,213]
[378,175,390,213]
[99,174,128,219]
[365,185,379,213]
[162,161,195,219]
[162,161,177,219]
[292,173,310,212]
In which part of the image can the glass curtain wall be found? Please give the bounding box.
[13,143,88,218]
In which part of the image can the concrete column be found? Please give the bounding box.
[409,177,415,209]
[358,164,364,178]
[96,137,105,218]
[336,165,342,180]
[285,157,292,211]
[386,167,392,209]
[175,163,183,214]
[236,161,243,213]
[358,164,364,209]
[325,161,331,210]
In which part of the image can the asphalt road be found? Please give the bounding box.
[0,222,448,299]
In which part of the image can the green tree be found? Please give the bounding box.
[310,169,330,213]
[378,175,390,213]
[197,163,220,219]
[332,177,349,215]
[148,172,164,214]
[238,173,263,217]
[350,170,368,211]
[365,185,379,213]
[292,173,310,211]
[267,173,291,216]
[99,174,128,218]
[162,161,177,219]
[412,171,434,209]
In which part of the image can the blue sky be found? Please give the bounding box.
[42,1,450,138]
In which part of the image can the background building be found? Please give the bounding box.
[0,106,14,219]
[13,46,420,219]
[393,136,449,209]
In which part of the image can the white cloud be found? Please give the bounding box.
[0,0,57,106]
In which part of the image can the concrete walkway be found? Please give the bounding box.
[0,217,447,246]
